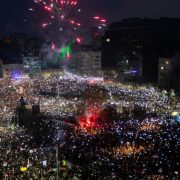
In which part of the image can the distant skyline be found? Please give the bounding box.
[1,0,180,36]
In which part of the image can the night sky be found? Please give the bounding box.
[1,0,180,36]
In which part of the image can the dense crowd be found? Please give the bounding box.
[0,72,179,179]
[60,115,179,179]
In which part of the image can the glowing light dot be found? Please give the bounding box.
[106,38,111,42]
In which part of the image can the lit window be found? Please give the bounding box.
[106,38,110,42]
[165,61,169,65]
[132,51,136,55]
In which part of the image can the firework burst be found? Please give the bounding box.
[29,0,107,49]
[30,0,81,31]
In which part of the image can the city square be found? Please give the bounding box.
[0,0,180,179]
[0,72,179,179]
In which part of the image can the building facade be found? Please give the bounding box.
[23,55,41,77]
[70,46,102,76]
[158,58,172,89]
[102,17,180,87]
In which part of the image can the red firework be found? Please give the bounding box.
[78,107,101,129]
[31,0,81,30]
[29,0,107,46]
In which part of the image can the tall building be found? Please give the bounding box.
[2,32,42,56]
[70,45,102,76]
[0,32,42,65]
[158,57,173,89]
[23,54,41,77]
[170,53,180,93]
[102,18,180,86]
